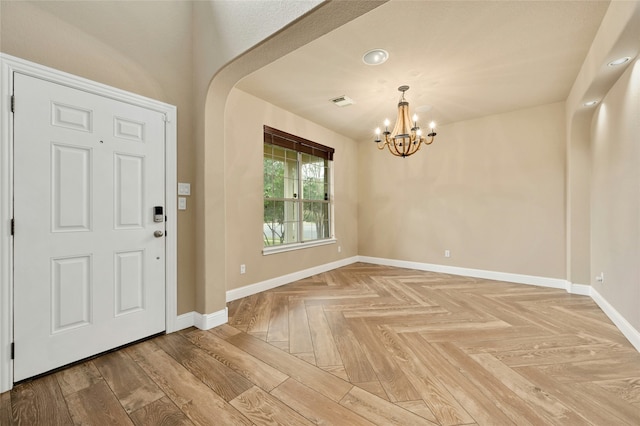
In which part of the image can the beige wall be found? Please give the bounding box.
[0,0,197,314]
[566,112,592,285]
[196,1,383,313]
[591,60,640,331]
[190,0,324,313]
[358,102,567,279]
[0,0,382,318]
[565,1,640,288]
[224,89,358,291]
[2,1,638,342]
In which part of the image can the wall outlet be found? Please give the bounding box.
[338,246,341,253]
[177,182,191,196]
[596,272,604,283]
[444,250,451,258]
[240,264,246,274]
[178,197,187,210]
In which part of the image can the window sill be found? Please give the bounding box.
[262,238,336,256]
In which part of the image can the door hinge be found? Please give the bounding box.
[10,218,14,236]
[11,95,15,113]
[10,343,14,360]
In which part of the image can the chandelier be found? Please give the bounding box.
[374,85,437,157]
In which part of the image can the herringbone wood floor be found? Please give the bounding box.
[2,263,639,425]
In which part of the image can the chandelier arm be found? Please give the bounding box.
[423,134,436,145]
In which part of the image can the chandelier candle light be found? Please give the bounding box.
[374,85,436,157]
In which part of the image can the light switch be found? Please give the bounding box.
[178,197,187,210]
[178,182,191,196]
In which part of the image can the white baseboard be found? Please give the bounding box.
[194,307,229,330]
[171,307,228,331]
[590,287,640,352]
[226,256,359,302]
[173,312,196,331]
[357,256,568,289]
[567,282,591,296]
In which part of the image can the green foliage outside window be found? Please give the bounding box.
[264,144,331,247]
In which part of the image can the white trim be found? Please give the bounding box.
[567,282,591,296]
[263,238,336,256]
[163,94,178,335]
[173,308,230,331]
[357,256,568,290]
[227,256,358,302]
[0,53,178,392]
[0,54,14,395]
[591,288,640,352]
[194,308,229,331]
[174,312,196,332]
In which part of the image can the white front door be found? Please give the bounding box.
[13,73,166,381]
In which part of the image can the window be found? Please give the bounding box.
[263,126,335,253]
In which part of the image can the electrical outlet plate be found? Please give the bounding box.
[178,182,191,196]
[178,197,187,210]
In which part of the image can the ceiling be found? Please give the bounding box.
[236,0,610,142]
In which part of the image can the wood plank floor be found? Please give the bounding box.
[2,263,640,425]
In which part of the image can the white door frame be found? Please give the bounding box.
[0,53,178,393]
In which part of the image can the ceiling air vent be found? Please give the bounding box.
[330,95,354,107]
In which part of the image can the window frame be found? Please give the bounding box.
[263,126,336,255]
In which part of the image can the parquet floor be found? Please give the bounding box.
[2,263,640,425]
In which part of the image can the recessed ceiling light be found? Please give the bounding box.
[584,100,599,107]
[362,49,389,66]
[607,57,631,67]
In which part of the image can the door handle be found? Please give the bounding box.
[154,230,164,238]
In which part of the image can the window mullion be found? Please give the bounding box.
[297,152,303,243]
[328,159,333,239]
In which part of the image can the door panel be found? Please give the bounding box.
[114,250,145,316]
[51,255,92,333]
[114,153,144,229]
[51,143,92,232]
[13,73,166,381]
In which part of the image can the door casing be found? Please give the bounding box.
[0,53,178,393]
